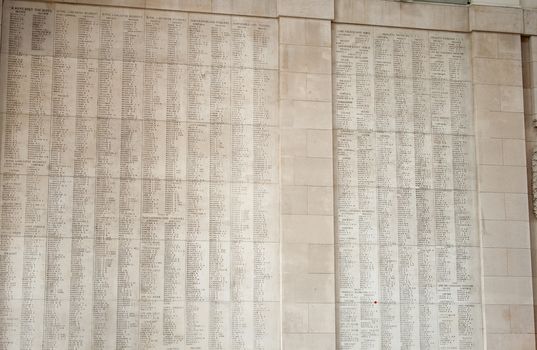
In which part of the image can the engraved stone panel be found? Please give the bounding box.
[0,2,279,349]
[333,24,483,350]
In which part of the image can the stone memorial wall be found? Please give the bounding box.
[0,0,536,349]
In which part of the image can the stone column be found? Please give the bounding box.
[472,30,536,349]
[279,17,336,350]
[523,34,537,349]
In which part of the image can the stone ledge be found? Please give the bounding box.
[470,4,524,32]
[525,8,537,34]
[335,0,469,32]
[16,0,537,35]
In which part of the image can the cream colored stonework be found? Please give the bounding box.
[0,2,280,349]
[333,24,482,349]
[279,16,335,350]
[0,0,537,349]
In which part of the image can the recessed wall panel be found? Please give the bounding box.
[333,24,483,350]
[0,2,279,349]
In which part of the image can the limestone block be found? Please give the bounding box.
[479,165,528,193]
[483,219,531,248]
[281,100,333,130]
[308,303,335,333]
[145,0,212,11]
[336,0,468,31]
[472,32,498,59]
[212,0,277,16]
[507,248,532,276]
[305,20,331,47]
[472,0,521,7]
[282,128,308,157]
[510,304,536,333]
[280,72,331,102]
[306,74,332,101]
[81,0,145,6]
[280,45,331,74]
[502,139,526,166]
[483,248,508,276]
[480,192,506,219]
[485,304,511,333]
[283,273,335,303]
[505,193,530,220]
[364,0,400,26]
[487,334,536,350]
[334,0,365,23]
[283,333,336,350]
[282,185,308,215]
[524,8,537,35]
[308,244,334,273]
[280,18,307,45]
[280,18,331,47]
[478,138,503,165]
[484,276,533,304]
[307,130,332,158]
[400,2,468,32]
[282,243,309,273]
[500,85,524,113]
[473,58,522,86]
[498,33,522,60]
[307,186,333,216]
[294,157,334,186]
[470,5,524,33]
[282,214,334,244]
[278,0,334,19]
[476,111,525,139]
[280,72,308,101]
[474,84,501,112]
[282,156,295,185]
[283,303,309,333]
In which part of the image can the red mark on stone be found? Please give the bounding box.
[373,300,378,304]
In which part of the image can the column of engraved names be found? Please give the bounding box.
[145,10,189,350]
[334,26,376,350]
[429,32,480,349]
[96,7,143,350]
[0,4,53,350]
[50,5,99,350]
[0,3,99,349]
[184,14,279,349]
[142,10,189,349]
[45,6,76,346]
[185,14,220,348]
[230,16,279,350]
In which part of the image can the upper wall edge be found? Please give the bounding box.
[3,0,537,34]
